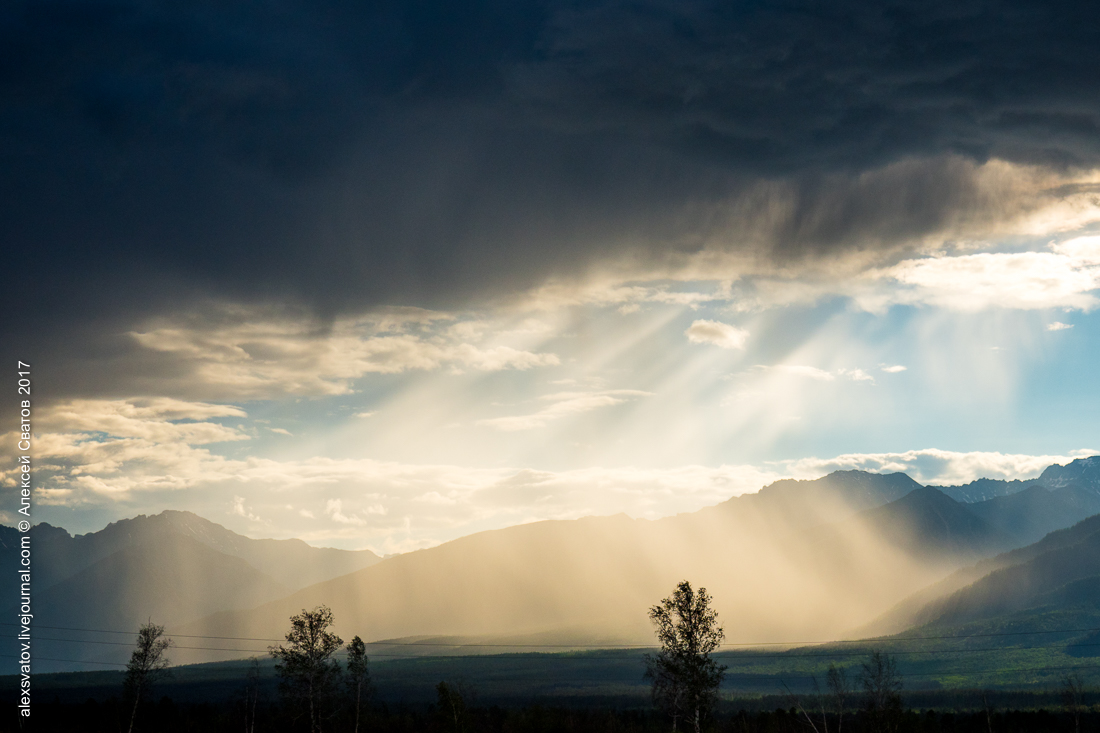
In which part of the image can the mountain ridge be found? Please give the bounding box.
[6,455,1100,673]
[170,472,1063,666]
[858,513,1100,637]
[5,510,383,594]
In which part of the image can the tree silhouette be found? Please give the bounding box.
[123,621,173,733]
[859,650,903,733]
[269,605,343,733]
[241,657,263,733]
[784,662,850,733]
[436,681,471,733]
[826,663,851,733]
[645,580,726,733]
[1061,672,1085,733]
[346,636,372,733]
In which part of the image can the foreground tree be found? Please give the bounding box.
[860,650,903,733]
[645,580,727,733]
[1062,672,1085,733]
[242,657,263,733]
[269,605,344,733]
[123,621,173,733]
[826,663,851,733]
[346,636,372,733]
[436,681,471,733]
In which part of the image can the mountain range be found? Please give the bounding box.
[886,513,1100,634]
[4,455,1099,673]
[0,511,383,668]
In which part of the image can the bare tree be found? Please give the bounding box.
[826,664,850,733]
[645,580,727,733]
[346,636,372,733]
[859,650,903,733]
[980,689,995,733]
[781,677,827,733]
[123,621,173,733]
[242,657,263,733]
[436,681,471,733]
[1061,673,1085,733]
[782,664,848,733]
[269,605,344,733]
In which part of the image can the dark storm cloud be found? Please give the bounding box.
[4,0,1100,367]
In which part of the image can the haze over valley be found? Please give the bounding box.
[6,456,1099,674]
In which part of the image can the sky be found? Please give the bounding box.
[2,0,1100,553]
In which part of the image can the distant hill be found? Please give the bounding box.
[141,510,385,589]
[0,511,384,672]
[711,458,1100,549]
[703,470,921,526]
[907,515,1100,630]
[968,482,1100,546]
[828,487,1014,564]
[912,456,1100,551]
[28,533,291,628]
[929,477,1034,503]
[2,533,292,669]
[930,455,1100,505]
[860,513,1100,637]
[0,510,382,594]
[1035,456,1100,491]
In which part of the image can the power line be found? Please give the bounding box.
[0,653,127,667]
[4,622,1099,648]
[19,634,1100,662]
[0,652,1095,682]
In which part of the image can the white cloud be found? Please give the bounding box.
[763,365,835,381]
[476,390,652,431]
[41,398,247,444]
[685,320,749,349]
[326,498,367,526]
[450,344,559,371]
[881,365,908,373]
[1053,235,1100,264]
[415,491,459,505]
[739,363,884,391]
[839,368,875,383]
[0,398,253,501]
[129,309,560,399]
[1046,321,1074,331]
[781,448,1095,486]
[267,428,293,436]
[8,397,1096,552]
[231,496,263,523]
[525,280,727,311]
[868,240,1100,313]
[354,411,377,418]
[743,364,881,385]
[651,291,718,307]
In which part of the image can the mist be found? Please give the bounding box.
[167,474,976,665]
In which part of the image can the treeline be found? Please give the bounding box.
[7,698,1100,733]
[13,590,1095,733]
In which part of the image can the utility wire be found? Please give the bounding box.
[0,653,127,667]
[1,652,1095,682]
[4,622,1099,648]
[17,635,1100,661]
